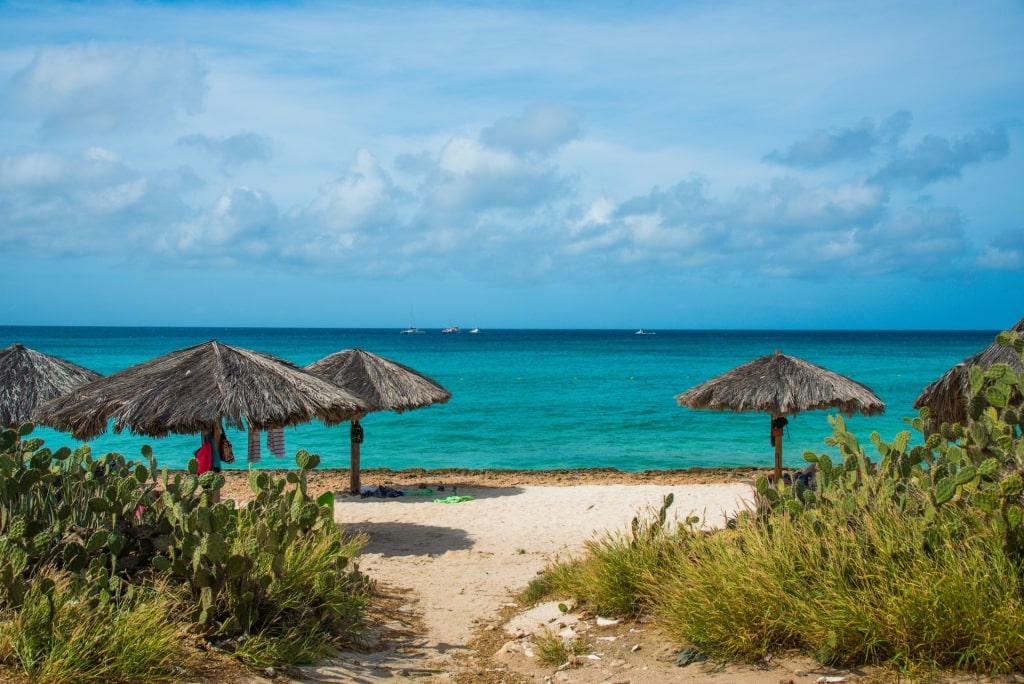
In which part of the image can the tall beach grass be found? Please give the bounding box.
[535,485,1024,674]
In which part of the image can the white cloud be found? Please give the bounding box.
[430,136,570,212]
[3,42,207,136]
[81,177,147,213]
[0,147,194,256]
[870,127,1010,189]
[481,102,582,154]
[0,151,65,187]
[177,131,273,167]
[157,186,278,261]
[975,229,1024,271]
[303,150,396,235]
[730,178,887,233]
[764,111,911,167]
[976,246,1022,270]
[569,197,616,236]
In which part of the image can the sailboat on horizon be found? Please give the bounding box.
[400,308,426,334]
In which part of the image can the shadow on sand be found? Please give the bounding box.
[340,521,471,557]
[335,484,526,503]
[334,486,526,557]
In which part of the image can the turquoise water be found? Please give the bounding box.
[0,326,999,473]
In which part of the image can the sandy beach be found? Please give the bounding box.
[211,468,868,683]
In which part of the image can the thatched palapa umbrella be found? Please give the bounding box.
[913,316,1024,427]
[0,343,102,428]
[35,340,368,445]
[306,348,451,494]
[675,350,886,485]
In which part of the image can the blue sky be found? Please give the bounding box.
[1,0,1021,330]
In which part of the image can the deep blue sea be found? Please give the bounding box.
[0,326,999,473]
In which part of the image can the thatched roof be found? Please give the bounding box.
[913,317,1024,426]
[0,343,102,427]
[306,348,450,414]
[34,340,369,440]
[675,350,886,417]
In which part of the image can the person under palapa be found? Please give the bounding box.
[195,421,235,475]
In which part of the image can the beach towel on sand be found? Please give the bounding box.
[434,495,473,503]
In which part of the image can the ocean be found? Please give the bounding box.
[0,326,1000,474]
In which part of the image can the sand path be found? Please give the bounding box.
[247,477,837,683]
[339,483,748,651]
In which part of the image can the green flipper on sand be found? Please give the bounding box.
[434,495,473,503]
[404,489,435,496]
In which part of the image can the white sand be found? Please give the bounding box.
[289,482,763,682]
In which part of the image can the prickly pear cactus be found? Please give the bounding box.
[763,329,1024,564]
[0,425,165,607]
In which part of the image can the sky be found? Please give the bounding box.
[0,0,1021,331]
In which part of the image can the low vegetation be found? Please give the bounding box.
[0,428,370,682]
[533,627,589,668]
[530,328,1024,675]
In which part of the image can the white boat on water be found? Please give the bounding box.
[635,329,656,335]
[441,325,460,334]
[401,307,426,334]
[468,327,480,334]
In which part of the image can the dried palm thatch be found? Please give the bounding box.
[675,350,887,418]
[306,348,451,412]
[913,317,1024,427]
[35,340,368,441]
[676,350,885,484]
[0,343,102,428]
[306,348,451,493]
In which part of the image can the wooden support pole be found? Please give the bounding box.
[349,419,364,495]
[349,440,361,494]
[772,414,784,487]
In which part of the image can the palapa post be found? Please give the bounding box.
[772,415,783,485]
[349,418,364,494]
